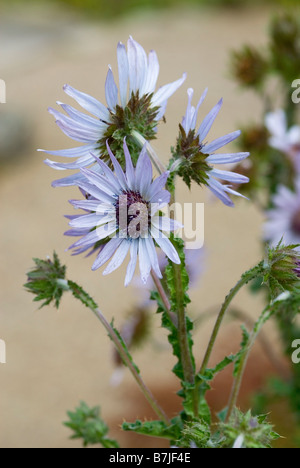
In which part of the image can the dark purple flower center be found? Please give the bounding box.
[115,190,151,239]
[291,209,300,235]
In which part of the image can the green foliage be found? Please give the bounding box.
[177,420,212,448]
[67,280,98,310]
[65,402,119,448]
[110,321,140,374]
[122,418,182,441]
[171,125,212,189]
[97,92,160,168]
[13,0,296,21]
[163,235,194,381]
[264,242,300,299]
[219,409,280,448]
[24,252,68,308]
[233,325,250,377]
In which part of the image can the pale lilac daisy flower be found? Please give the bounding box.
[263,178,300,249]
[67,140,181,286]
[174,88,250,206]
[265,109,300,172]
[39,37,186,187]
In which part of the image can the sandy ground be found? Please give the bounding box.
[0,3,288,448]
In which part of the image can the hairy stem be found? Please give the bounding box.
[226,306,273,421]
[92,306,171,426]
[151,270,178,326]
[199,269,260,376]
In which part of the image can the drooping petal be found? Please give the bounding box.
[123,139,135,189]
[210,168,249,184]
[207,177,234,207]
[124,241,138,286]
[38,144,97,158]
[152,230,180,264]
[138,238,152,283]
[92,237,123,270]
[103,240,130,275]
[145,236,162,279]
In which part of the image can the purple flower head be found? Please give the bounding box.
[264,178,300,249]
[38,37,186,187]
[174,88,250,207]
[66,140,181,286]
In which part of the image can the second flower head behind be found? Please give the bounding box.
[39,37,186,187]
[172,88,250,207]
[66,140,182,286]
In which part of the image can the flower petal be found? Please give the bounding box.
[210,168,249,184]
[152,73,187,107]
[63,84,110,121]
[124,241,138,286]
[198,98,223,142]
[142,49,159,95]
[135,145,153,194]
[117,42,129,108]
[92,237,123,270]
[202,130,241,154]
[103,240,130,275]
[151,216,182,232]
[138,238,152,283]
[38,144,97,158]
[153,232,181,265]
[207,177,234,207]
[145,236,162,278]
[206,152,249,164]
[105,66,119,110]
[106,141,128,190]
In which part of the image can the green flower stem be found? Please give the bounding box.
[131,130,167,174]
[151,270,177,326]
[226,306,273,422]
[172,262,195,386]
[91,305,171,426]
[199,268,260,376]
[169,188,196,414]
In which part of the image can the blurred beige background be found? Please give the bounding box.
[0,2,287,448]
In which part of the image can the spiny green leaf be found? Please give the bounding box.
[68,280,98,310]
[122,418,182,441]
[64,401,119,448]
[25,252,67,309]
